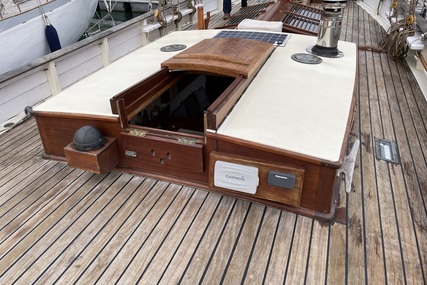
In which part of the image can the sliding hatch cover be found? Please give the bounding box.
[161,37,274,78]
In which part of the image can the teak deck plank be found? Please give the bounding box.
[262,211,296,284]
[345,77,366,284]
[0,168,90,255]
[219,203,266,284]
[136,189,209,284]
[1,1,427,284]
[326,223,346,284]
[0,130,41,168]
[0,164,76,245]
[241,206,281,284]
[371,52,405,284]
[0,162,67,216]
[116,185,198,284]
[34,174,142,284]
[284,216,312,284]
[358,47,387,285]
[73,179,167,283]
[382,41,427,285]
[177,195,237,283]
[196,199,250,284]
[94,182,181,284]
[48,176,153,284]
[306,220,329,283]
[0,172,120,282]
[156,193,223,284]
[386,60,427,283]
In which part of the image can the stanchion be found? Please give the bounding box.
[197,5,204,29]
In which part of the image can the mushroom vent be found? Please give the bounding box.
[73,126,106,151]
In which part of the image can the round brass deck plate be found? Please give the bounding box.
[160,44,187,52]
[291,53,322,64]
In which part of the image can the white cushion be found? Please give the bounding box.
[237,19,282,33]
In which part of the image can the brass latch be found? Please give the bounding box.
[177,137,197,145]
[128,129,147,137]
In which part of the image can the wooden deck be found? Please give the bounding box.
[1,1,426,284]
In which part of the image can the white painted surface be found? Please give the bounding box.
[33,30,219,116]
[217,35,357,163]
[0,0,98,75]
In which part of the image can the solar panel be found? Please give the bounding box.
[214,30,289,46]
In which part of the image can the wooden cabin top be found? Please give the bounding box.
[33,30,221,117]
[33,29,357,163]
[216,35,357,163]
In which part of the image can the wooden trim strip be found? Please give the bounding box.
[206,76,245,130]
[206,131,325,166]
[418,51,427,72]
[31,111,119,123]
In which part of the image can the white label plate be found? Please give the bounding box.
[214,161,259,194]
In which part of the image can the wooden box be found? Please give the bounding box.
[64,137,120,174]
[209,152,304,206]
[121,130,204,174]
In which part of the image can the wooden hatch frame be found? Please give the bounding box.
[106,37,276,181]
[161,38,274,78]
[110,37,275,132]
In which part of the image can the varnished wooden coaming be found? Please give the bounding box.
[110,68,186,119]
[206,76,250,130]
[33,31,356,219]
[32,112,121,159]
[206,132,339,216]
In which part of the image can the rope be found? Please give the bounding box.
[154,0,167,28]
[379,19,414,59]
[35,0,51,25]
[0,2,7,18]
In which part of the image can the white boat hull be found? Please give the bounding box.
[0,0,98,75]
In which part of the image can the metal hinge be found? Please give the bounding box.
[125,150,138,158]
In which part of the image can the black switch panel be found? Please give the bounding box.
[267,170,296,189]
